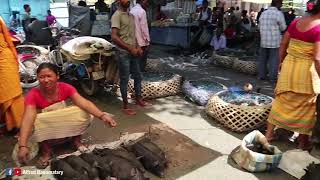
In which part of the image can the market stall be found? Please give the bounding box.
[149,0,200,48]
[150,22,199,48]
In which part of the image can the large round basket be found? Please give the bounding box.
[182,80,227,106]
[128,72,182,99]
[232,58,257,75]
[145,58,164,72]
[206,90,273,132]
[211,53,237,68]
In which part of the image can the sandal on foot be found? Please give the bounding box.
[136,100,152,107]
[122,108,136,115]
[36,158,50,169]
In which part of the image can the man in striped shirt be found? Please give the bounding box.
[258,0,286,82]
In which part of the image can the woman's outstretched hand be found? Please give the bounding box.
[100,112,117,127]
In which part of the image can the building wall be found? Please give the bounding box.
[0,0,10,24]
[0,0,49,24]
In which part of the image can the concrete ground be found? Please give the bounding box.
[0,45,318,180]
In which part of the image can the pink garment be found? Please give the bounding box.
[130,4,150,47]
[25,82,77,109]
[46,15,56,25]
[288,19,320,43]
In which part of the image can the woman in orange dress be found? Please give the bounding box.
[0,16,24,133]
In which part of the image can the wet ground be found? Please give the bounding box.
[0,44,319,179]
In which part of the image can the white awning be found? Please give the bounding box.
[241,0,271,4]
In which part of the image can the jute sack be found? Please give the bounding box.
[231,130,283,172]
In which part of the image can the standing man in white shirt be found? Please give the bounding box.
[130,0,150,72]
[258,0,286,82]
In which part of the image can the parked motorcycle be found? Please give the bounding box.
[53,36,117,96]
[16,45,51,88]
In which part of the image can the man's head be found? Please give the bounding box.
[23,4,30,13]
[229,7,235,13]
[78,0,87,7]
[236,7,240,11]
[47,10,51,15]
[271,0,283,9]
[306,0,320,15]
[137,0,149,9]
[202,0,208,9]
[119,0,130,9]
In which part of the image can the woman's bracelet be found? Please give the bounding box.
[99,112,108,120]
[19,145,29,149]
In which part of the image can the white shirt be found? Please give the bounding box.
[210,34,226,50]
[200,8,209,21]
[259,7,286,48]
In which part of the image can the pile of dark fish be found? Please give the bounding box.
[51,138,168,180]
[246,143,274,155]
[301,162,320,180]
[182,80,226,106]
[219,90,272,106]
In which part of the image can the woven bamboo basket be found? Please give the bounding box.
[206,90,273,132]
[128,72,182,99]
[232,59,257,75]
[211,53,237,68]
[145,58,164,72]
[182,80,227,106]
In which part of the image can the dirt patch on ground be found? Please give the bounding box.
[95,122,221,180]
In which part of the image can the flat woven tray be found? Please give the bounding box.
[206,90,273,132]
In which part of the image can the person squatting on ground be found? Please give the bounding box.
[0,16,24,134]
[258,0,286,82]
[265,0,320,151]
[130,0,150,72]
[210,28,226,51]
[17,63,117,168]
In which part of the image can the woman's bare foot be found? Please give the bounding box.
[73,136,88,152]
[36,153,51,169]
[298,134,313,152]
